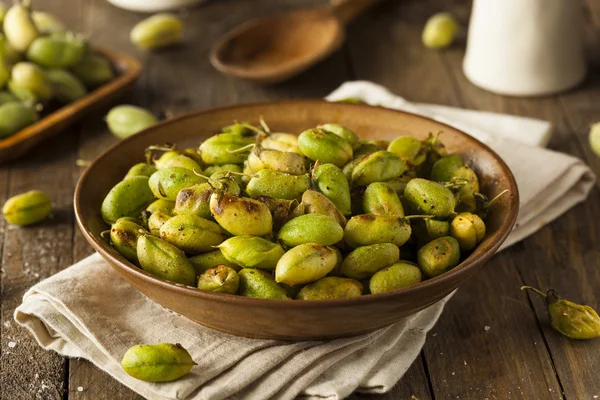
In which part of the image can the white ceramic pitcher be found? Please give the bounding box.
[463,0,586,97]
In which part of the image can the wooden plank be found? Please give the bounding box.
[437,2,600,399]
[345,0,567,398]
[0,2,84,400]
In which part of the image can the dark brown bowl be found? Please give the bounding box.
[74,100,519,340]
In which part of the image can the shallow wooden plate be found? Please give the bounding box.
[74,101,519,340]
[0,48,141,163]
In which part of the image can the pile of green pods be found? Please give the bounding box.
[101,119,502,300]
[0,2,115,139]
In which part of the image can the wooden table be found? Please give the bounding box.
[2,0,600,398]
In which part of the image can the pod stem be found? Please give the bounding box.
[521,285,547,298]
[485,189,510,209]
[224,171,257,178]
[259,116,271,133]
[100,230,111,239]
[226,143,255,154]
[75,159,91,167]
[192,169,212,181]
[403,215,435,220]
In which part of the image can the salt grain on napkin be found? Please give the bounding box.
[15,81,595,400]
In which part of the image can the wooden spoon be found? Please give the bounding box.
[210,0,378,84]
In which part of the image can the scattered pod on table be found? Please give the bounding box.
[521,286,600,340]
[146,198,175,215]
[296,276,363,300]
[32,10,65,34]
[430,153,464,182]
[110,217,147,264]
[199,132,255,165]
[121,343,195,382]
[148,167,206,200]
[247,146,306,175]
[387,136,427,167]
[137,233,196,285]
[197,265,239,294]
[159,214,226,254]
[218,235,284,269]
[2,189,51,226]
[319,123,359,149]
[124,163,158,180]
[238,268,290,300]
[260,132,301,153]
[275,243,338,286]
[344,214,412,248]
[403,178,456,219]
[189,249,240,275]
[450,212,485,251]
[413,218,450,245]
[299,190,346,227]
[26,32,87,68]
[3,1,39,52]
[106,105,158,139]
[246,169,310,201]
[298,128,353,167]
[209,192,272,236]
[9,62,53,101]
[0,102,38,138]
[351,151,406,186]
[340,243,399,279]
[147,210,171,235]
[254,196,296,230]
[130,13,184,51]
[422,12,459,50]
[70,52,115,88]
[46,68,87,103]
[278,214,343,247]
[362,182,404,216]
[417,236,460,278]
[313,162,351,216]
[369,261,422,294]
[101,176,155,224]
[154,150,202,172]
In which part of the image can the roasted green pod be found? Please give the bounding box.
[106,105,158,139]
[319,123,359,149]
[387,136,427,167]
[275,244,338,286]
[147,211,172,235]
[101,176,155,224]
[260,132,301,154]
[159,215,227,254]
[277,214,343,247]
[26,33,87,68]
[296,276,363,300]
[246,169,310,200]
[313,163,352,216]
[146,199,175,215]
[199,132,254,165]
[0,102,38,138]
[218,235,284,270]
[3,2,39,52]
[148,167,206,200]
[110,218,147,264]
[253,196,296,231]
[417,236,460,278]
[137,233,196,285]
[351,151,406,186]
[46,68,87,103]
[154,150,202,172]
[197,265,239,294]
[340,243,400,279]
[450,212,485,251]
[124,163,158,180]
[70,52,115,87]
[121,343,195,382]
[247,146,306,175]
[344,214,412,248]
[369,261,422,294]
[403,178,456,219]
[299,190,346,227]
[298,128,353,167]
[209,192,272,236]
[362,182,404,216]
[2,189,51,226]
[238,268,290,300]
[430,153,464,182]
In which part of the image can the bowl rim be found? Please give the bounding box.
[74,99,519,308]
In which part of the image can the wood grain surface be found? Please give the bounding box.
[1,0,599,399]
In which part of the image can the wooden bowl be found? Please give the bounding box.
[74,101,519,340]
[0,48,141,163]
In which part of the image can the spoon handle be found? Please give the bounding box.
[330,0,379,25]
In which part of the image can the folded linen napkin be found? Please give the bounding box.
[15,81,595,400]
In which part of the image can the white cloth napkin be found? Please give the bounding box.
[15,81,595,400]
